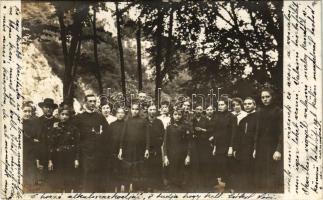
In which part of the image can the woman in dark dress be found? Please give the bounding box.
[254,88,283,193]
[233,97,257,192]
[204,105,217,190]
[23,101,38,192]
[118,103,150,192]
[48,105,80,192]
[108,107,126,192]
[212,97,237,191]
[163,109,191,192]
[191,105,213,191]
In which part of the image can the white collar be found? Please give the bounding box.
[83,105,96,114]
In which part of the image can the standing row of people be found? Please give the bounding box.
[22,88,283,193]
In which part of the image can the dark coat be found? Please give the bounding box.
[49,121,80,162]
[146,117,164,154]
[48,121,80,191]
[23,118,37,162]
[191,116,215,190]
[191,116,211,166]
[109,119,125,156]
[233,111,258,161]
[254,105,283,192]
[119,116,150,162]
[205,116,216,144]
[73,111,109,170]
[23,118,38,188]
[232,111,258,192]
[164,123,191,159]
[213,111,237,154]
[164,122,191,185]
[146,117,165,187]
[192,116,209,140]
[33,116,59,165]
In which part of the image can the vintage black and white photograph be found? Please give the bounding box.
[21,0,284,194]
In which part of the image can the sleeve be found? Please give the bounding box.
[213,118,217,146]
[233,123,241,151]
[192,118,196,136]
[102,116,110,134]
[74,127,81,161]
[100,116,111,156]
[186,125,192,157]
[254,113,260,150]
[47,127,55,161]
[275,109,283,153]
[230,115,238,148]
[119,120,127,149]
[145,121,150,151]
[210,121,216,142]
[210,115,217,146]
[163,126,169,157]
[158,120,165,147]
[32,119,41,161]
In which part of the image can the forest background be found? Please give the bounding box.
[22,0,283,112]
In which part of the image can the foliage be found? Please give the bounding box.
[22,1,283,104]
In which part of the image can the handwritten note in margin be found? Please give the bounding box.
[0,1,23,199]
[283,1,322,199]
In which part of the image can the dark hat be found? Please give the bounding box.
[38,98,58,109]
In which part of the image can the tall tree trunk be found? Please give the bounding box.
[155,8,164,103]
[72,38,82,81]
[136,19,143,91]
[92,8,103,94]
[67,34,82,105]
[56,3,89,102]
[66,13,83,102]
[57,10,70,100]
[115,2,127,98]
[161,8,174,80]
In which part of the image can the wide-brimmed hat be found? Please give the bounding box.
[38,98,58,109]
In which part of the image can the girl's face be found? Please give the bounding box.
[102,105,111,117]
[148,105,157,117]
[206,106,214,116]
[232,101,242,113]
[218,101,228,112]
[160,105,169,115]
[173,111,182,122]
[116,108,125,120]
[244,99,256,113]
[261,91,272,106]
[195,106,203,116]
[182,101,190,112]
[23,106,33,120]
[59,110,70,123]
[131,104,140,117]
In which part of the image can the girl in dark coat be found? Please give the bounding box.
[23,101,38,192]
[233,97,257,192]
[212,97,237,190]
[254,88,283,193]
[48,105,80,192]
[163,109,191,192]
[191,105,212,191]
[118,103,150,192]
[108,107,126,192]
